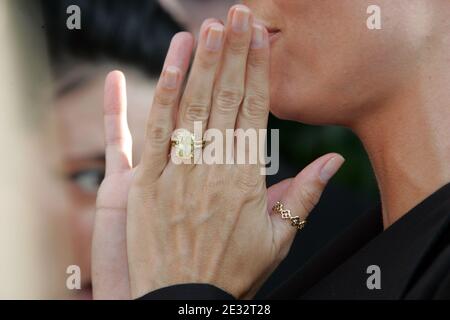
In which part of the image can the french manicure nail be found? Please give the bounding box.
[162,66,179,89]
[320,155,345,183]
[232,6,250,33]
[251,24,266,49]
[206,24,224,51]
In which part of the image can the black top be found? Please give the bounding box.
[139,183,450,300]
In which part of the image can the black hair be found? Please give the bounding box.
[41,0,183,77]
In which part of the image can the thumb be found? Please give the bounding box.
[267,178,293,213]
[270,153,345,259]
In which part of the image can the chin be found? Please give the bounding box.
[269,82,294,120]
[269,101,294,121]
[269,81,354,126]
[270,96,342,126]
[269,88,319,124]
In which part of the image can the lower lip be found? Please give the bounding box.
[269,31,281,44]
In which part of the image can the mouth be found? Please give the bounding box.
[266,27,282,43]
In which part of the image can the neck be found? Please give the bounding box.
[353,52,450,228]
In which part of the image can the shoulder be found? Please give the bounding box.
[406,230,450,299]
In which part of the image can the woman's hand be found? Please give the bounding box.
[93,5,345,300]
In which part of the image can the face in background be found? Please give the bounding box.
[54,62,155,299]
[243,0,435,126]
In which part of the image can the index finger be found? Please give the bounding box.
[140,32,194,179]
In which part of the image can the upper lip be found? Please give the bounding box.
[255,18,281,36]
[266,27,281,43]
[260,22,281,35]
[266,27,281,34]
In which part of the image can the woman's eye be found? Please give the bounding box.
[69,168,105,194]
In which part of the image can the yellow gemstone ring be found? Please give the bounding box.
[171,129,204,160]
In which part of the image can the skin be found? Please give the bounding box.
[242,0,450,226]
[54,63,155,299]
[54,1,235,299]
[92,6,344,299]
[93,1,450,298]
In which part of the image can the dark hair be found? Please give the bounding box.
[41,0,183,77]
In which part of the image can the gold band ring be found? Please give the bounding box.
[272,201,307,230]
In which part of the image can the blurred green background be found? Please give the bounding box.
[270,115,378,195]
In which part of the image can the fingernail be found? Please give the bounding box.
[232,6,250,33]
[206,23,224,51]
[162,66,180,89]
[251,24,266,49]
[320,155,345,183]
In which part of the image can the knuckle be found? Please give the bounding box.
[298,186,321,213]
[183,101,210,122]
[147,123,171,145]
[214,87,244,113]
[106,136,127,147]
[154,89,176,107]
[226,37,250,55]
[242,94,269,120]
[204,176,227,201]
[236,165,261,191]
[197,52,220,70]
[248,51,268,69]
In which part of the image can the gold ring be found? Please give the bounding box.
[272,201,307,230]
[171,129,204,160]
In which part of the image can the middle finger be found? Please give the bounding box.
[208,5,253,132]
